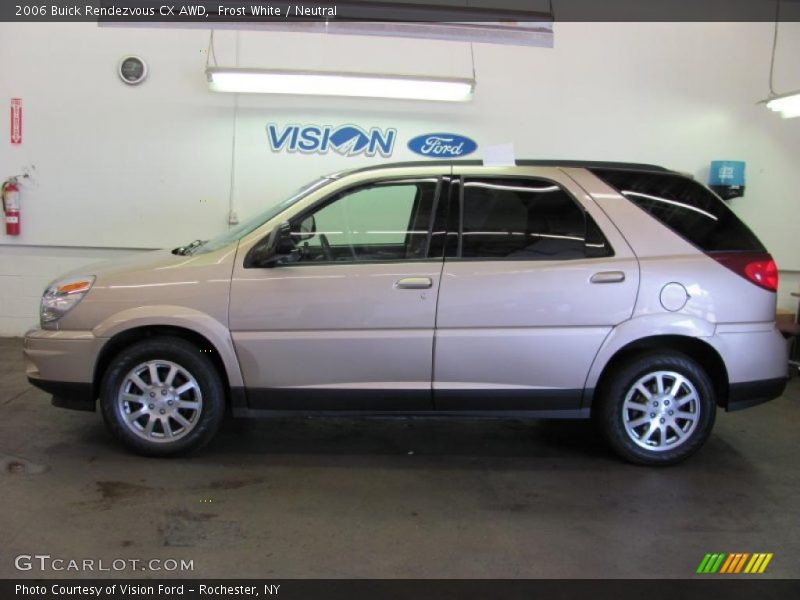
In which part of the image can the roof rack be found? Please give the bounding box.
[337,160,672,177]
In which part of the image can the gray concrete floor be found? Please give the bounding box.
[1,336,799,579]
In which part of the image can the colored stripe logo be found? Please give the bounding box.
[697,553,773,574]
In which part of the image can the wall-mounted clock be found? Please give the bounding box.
[118,56,148,85]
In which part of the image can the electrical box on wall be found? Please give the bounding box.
[709,160,745,200]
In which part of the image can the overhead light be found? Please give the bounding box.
[761,1,799,118]
[765,91,800,119]
[206,67,475,102]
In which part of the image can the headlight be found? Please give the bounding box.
[41,276,95,326]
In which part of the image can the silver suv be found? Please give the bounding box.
[23,161,788,464]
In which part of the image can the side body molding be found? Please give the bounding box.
[92,305,244,388]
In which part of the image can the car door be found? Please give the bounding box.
[433,167,639,412]
[229,173,447,411]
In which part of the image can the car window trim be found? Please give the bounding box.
[421,176,444,259]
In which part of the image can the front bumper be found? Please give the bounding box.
[27,377,96,411]
[24,328,102,411]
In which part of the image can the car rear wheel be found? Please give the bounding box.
[597,351,716,465]
[100,337,225,456]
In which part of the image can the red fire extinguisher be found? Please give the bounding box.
[2,177,21,236]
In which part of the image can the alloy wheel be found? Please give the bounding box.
[116,360,203,443]
[622,370,701,452]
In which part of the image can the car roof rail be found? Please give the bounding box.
[334,159,673,177]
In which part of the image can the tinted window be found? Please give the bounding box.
[459,178,611,259]
[291,179,438,262]
[591,169,765,253]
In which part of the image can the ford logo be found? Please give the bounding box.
[407,133,477,158]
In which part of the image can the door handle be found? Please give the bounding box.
[590,271,625,284]
[395,277,433,290]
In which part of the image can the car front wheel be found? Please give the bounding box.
[100,337,225,456]
[598,351,716,465]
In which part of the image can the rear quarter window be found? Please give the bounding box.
[590,169,765,253]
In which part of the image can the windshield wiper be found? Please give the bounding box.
[172,239,206,256]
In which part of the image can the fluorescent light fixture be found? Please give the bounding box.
[206,67,474,102]
[764,90,800,119]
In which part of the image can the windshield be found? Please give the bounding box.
[190,177,333,254]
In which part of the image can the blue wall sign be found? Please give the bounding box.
[709,160,745,186]
[709,160,746,200]
[267,124,396,157]
[407,133,478,158]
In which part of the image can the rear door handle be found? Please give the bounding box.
[590,271,625,284]
[395,277,433,290]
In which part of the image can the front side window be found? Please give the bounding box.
[290,179,439,263]
[459,178,611,260]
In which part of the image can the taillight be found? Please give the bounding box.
[710,252,778,292]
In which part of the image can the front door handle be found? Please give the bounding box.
[395,277,433,290]
[590,271,626,284]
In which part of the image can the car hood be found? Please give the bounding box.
[58,249,180,281]
[53,245,239,331]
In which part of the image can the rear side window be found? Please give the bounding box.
[459,178,612,259]
[591,169,765,253]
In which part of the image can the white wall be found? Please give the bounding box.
[1,22,799,335]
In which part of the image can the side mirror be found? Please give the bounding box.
[245,221,299,268]
[297,215,316,241]
[275,221,296,255]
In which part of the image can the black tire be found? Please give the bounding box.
[597,351,716,466]
[100,336,225,456]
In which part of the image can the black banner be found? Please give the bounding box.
[1,0,800,23]
[3,579,800,600]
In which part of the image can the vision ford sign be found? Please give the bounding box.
[407,133,477,158]
[267,124,396,157]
